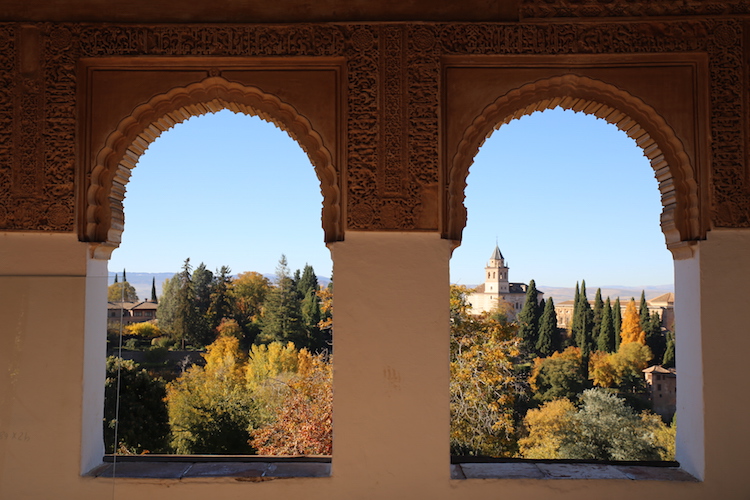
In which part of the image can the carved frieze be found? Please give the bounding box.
[0,19,745,236]
[521,0,750,19]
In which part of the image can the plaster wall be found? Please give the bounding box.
[1,231,750,498]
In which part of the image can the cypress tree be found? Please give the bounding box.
[535,297,559,357]
[123,269,127,283]
[572,280,594,357]
[151,277,158,303]
[613,297,622,349]
[662,330,676,368]
[598,297,616,353]
[114,274,119,284]
[592,288,604,347]
[516,279,540,353]
[645,311,667,363]
[639,291,650,332]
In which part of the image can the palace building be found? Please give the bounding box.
[467,245,543,319]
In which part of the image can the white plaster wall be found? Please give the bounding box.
[0,231,749,498]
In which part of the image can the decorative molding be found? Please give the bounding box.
[86,77,341,255]
[521,0,750,19]
[0,25,15,229]
[446,74,700,258]
[0,20,742,248]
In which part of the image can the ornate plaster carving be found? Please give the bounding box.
[521,0,750,19]
[446,74,700,259]
[85,77,340,257]
[0,20,743,250]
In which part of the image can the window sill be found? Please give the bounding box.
[88,455,331,479]
[450,458,697,481]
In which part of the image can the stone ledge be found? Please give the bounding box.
[452,462,698,481]
[87,456,331,479]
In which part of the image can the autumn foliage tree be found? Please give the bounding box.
[620,298,646,344]
[529,346,586,403]
[450,285,522,456]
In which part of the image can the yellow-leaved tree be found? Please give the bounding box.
[166,334,259,454]
[620,298,646,344]
[450,285,521,457]
[518,398,576,459]
[590,341,652,393]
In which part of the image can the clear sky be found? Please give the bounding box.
[109,107,673,287]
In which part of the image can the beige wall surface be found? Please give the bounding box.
[1,231,749,498]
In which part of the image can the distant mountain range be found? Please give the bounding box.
[109,272,332,302]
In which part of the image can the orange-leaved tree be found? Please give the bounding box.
[620,298,646,344]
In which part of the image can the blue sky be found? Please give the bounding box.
[109,108,673,288]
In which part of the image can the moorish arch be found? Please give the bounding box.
[83,76,341,258]
[445,74,703,259]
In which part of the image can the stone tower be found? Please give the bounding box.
[484,245,509,296]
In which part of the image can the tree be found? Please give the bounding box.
[173,259,201,348]
[572,281,594,375]
[230,271,271,342]
[124,321,161,338]
[258,255,306,348]
[535,296,559,357]
[450,285,521,456]
[613,297,622,348]
[207,266,234,335]
[597,297,616,353]
[296,264,319,299]
[589,341,652,392]
[157,275,179,337]
[592,288,605,341]
[151,277,158,303]
[104,357,170,454]
[516,279,540,353]
[645,312,666,363]
[662,330,676,369]
[520,389,672,461]
[529,347,586,403]
[639,290,650,331]
[166,335,259,454]
[558,389,666,461]
[108,281,138,302]
[518,398,576,459]
[620,298,646,344]
[249,353,332,455]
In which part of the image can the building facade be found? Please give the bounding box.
[467,245,543,319]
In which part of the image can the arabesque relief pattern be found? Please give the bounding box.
[521,0,750,18]
[0,20,745,235]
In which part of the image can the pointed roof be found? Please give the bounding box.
[490,245,504,261]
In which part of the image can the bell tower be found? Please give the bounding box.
[484,245,509,295]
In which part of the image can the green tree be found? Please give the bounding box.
[613,297,622,349]
[558,389,665,461]
[529,347,586,403]
[258,255,305,347]
[639,290,650,331]
[207,265,234,335]
[597,297,616,353]
[173,258,201,348]
[108,281,138,302]
[662,330,676,368]
[104,357,170,454]
[157,275,178,337]
[535,296,559,357]
[516,279,540,354]
[296,264,319,299]
[572,281,594,373]
[592,288,605,343]
[151,277,158,303]
[645,312,666,363]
